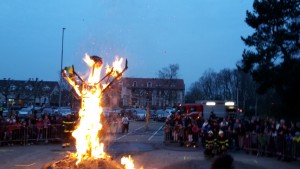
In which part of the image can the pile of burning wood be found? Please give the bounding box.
[42,152,124,169]
[42,55,140,169]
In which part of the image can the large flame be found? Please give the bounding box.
[65,53,140,168]
[71,54,110,164]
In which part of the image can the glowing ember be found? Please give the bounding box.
[62,53,142,169]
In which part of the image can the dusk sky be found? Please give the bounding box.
[0,0,253,89]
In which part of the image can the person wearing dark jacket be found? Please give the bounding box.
[61,114,76,148]
[216,130,229,154]
[205,130,216,157]
[236,123,246,150]
[211,154,234,169]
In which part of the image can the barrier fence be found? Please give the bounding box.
[1,121,299,161]
[0,124,64,146]
[164,125,300,160]
[0,121,125,146]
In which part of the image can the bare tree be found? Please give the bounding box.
[185,81,205,103]
[186,69,238,101]
[218,69,236,100]
[185,66,282,116]
[26,78,45,107]
[158,64,180,107]
[200,69,217,100]
[158,64,179,79]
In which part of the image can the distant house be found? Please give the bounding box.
[119,77,185,109]
[0,77,185,109]
[0,79,60,107]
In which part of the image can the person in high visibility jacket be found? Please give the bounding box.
[204,130,216,157]
[61,114,76,148]
[216,130,229,154]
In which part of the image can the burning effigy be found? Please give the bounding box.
[42,54,141,169]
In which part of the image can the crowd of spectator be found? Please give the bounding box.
[164,111,300,161]
[0,109,125,146]
[1,107,300,163]
[0,111,76,146]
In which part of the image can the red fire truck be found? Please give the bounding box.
[176,103,204,120]
[196,100,237,119]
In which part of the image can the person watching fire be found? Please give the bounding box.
[61,114,76,148]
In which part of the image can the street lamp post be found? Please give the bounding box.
[59,28,66,108]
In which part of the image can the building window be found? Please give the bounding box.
[25,85,33,91]
[133,81,137,87]
[147,82,152,87]
[9,85,17,91]
[43,86,50,91]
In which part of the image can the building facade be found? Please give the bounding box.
[119,77,185,109]
[0,77,185,110]
[0,79,60,107]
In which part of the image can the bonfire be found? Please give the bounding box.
[43,54,141,169]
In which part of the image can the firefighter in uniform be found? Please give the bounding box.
[216,130,229,154]
[61,114,76,148]
[204,130,216,157]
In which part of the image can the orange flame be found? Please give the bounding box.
[71,54,107,164]
[121,156,134,169]
[105,57,123,77]
[69,54,125,164]
[121,155,143,169]
[64,53,142,168]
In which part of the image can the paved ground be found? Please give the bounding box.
[0,143,299,169]
[0,120,299,169]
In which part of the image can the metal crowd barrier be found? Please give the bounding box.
[242,132,300,160]
[163,125,300,160]
[0,121,123,146]
[0,124,63,146]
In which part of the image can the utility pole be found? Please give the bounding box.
[59,28,66,108]
[146,104,150,131]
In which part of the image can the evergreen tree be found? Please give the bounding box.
[238,0,300,118]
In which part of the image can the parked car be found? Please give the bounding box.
[2,108,9,117]
[133,109,146,121]
[18,107,33,119]
[106,109,121,119]
[165,108,176,115]
[155,110,170,122]
[11,104,22,111]
[33,106,42,112]
[57,107,72,117]
[41,107,54,116]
